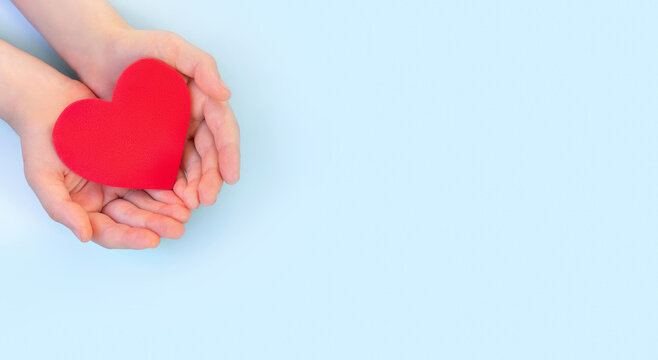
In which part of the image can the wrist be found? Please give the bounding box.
[0,39,81,137]
[73,26,134,94]
[16,79,94,140]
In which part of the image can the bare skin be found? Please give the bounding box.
[2,0,240,248]
[0,39,190,248]
[11,0,241,209]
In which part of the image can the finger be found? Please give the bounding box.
[70,181,104,212]
[145,189,185,206]
[103,199,185,239]
[123,190,191,223]
[173,168,189,206]
[101,186,131,208]
[89,212,160,249]
[205,99,241,184]
[195,122,222,206]
[155,32,231,101]
[187,79,207,136]
[179,140,201,209]
[29,174,92,242]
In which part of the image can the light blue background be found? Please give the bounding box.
[1,0,657,358]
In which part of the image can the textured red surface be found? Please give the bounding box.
[53,58,190,189]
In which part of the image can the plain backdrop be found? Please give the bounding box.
[1,0,657,359]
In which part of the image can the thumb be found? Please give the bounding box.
[29,174,92,242]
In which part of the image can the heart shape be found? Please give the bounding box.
[53,58,190,190]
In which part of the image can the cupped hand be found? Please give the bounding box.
[80,29,240,209]
[21,81,191,249]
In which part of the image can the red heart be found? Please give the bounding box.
[53,58,190,190]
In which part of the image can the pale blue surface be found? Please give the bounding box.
[1,0,657,358]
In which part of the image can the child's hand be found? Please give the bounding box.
[11,0,241,209]
[79,29,240,210]
[19,81,191,248]
[0,38,191,248]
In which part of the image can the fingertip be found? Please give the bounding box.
[152,216,185,240]
[133,229,161,249]
[150,237,161,248]
[161,209,189,235]
[224,170,240,185]
[219,149,240,185]
[160,203,191,223]
[173,180,186,201]
[217,84,231,101]
[199,194,216,206]
[169,222,186,239]
[77,226,93,243]
[203,64,231,101]
[198,172,221,206]
[67,206,92,242]
[200,196,216,206]
[184,182,200,209]
[208,83,231,102]
[177,206,192,223]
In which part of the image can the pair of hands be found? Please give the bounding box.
[19,29,239,248]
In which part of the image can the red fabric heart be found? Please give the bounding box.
[53,58,190,190]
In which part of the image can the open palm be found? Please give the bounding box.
[22,82,190,249]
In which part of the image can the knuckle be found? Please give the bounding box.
[157,31,182,59]
[144,213,160,231]
[206,56,217,68]
[163,31,182,44]
[45,207,60,222]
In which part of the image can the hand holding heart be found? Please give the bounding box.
[0,1,240,248]
[31,57,235,248]
[53,59,191,190]
[18,75,191,249]
[76,29,241,210]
